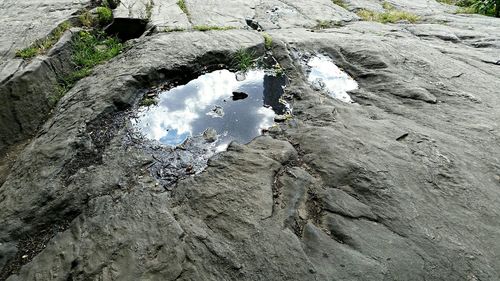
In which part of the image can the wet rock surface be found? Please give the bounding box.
[1,0,500,280]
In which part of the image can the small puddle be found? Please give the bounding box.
[305,54,358,103]
[130,69,289,186]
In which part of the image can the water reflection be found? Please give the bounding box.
[132,69,287,148]
[307,54,358,103]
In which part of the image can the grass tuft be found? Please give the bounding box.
[382,1,395,10]
[145,0,153,19]
[315,20,331,29]
[79,10,95,27]
[101,0,119,8]
[313,19,343,29]
[356,1,419,23]
[96,7,113,25]
[15,21,72,59]
[263,33,273,49]
[455,6,477,13]
[193,25,236,31]
[177,0,189,16]
[164,26,235,32]
[72,31,122,71]
[51,31,123,104]
[357,8,420,23]
[51,68,93,104]
[164,27,186,32]
[436,0,456,4]
[332,0,347,8]
[232,49,255,71]
[315,20,342,29]
[15,47,38,59]
[79,6,112,28]
[438,0,498,17]
[381,10,419,23]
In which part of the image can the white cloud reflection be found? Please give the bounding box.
[307,55,358,103]
[132,69,279,147]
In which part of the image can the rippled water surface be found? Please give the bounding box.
[132,69,287,150]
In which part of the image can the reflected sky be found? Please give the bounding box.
[307,55,358,103]
[132,69,286,147]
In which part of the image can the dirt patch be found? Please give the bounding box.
[0,211,77,280]
[62,109,127,184]
[0,140,29,186]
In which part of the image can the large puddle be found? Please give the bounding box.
[305,54,358,103]
[132,69,287,149]
[130,69,289,186]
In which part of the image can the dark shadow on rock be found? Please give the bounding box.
[105,18,148,41]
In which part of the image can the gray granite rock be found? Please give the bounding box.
[1,0,500,280]
[0,0,89,72]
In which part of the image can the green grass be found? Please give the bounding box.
[164,27,186,32]
[357,8,420,23]
[382,1,395,10]
[357,9,378,21]
[332,0,347,8]
[263,33,273,49]
[96,7,113,24]
[18,7,120,103]
[51,30,123,104]
[455,2,497,16]
[79,10,95,27]
[15,21,72,59]
[380,10,420,23]
[72,31,122,68]
[145,0,153,19]
[438,0,498,17]
[79,6,113,28]
[101,0,119,8]
[193,25,236,31]
[163,25,235,32]
[315,20,332,29]
[455,6,478,13]
[177,0,189,15]
[313,20,342,29]
[232,49,255,71]
[51,68,93,104]
[15,47,38,59]
[436,0,477,5]
[54,21,72,36]
[436,0,456,4]
[356,1,420,23]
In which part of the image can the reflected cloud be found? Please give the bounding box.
[307,55,359,103]
[132,69,287,148]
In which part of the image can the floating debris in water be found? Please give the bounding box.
[305,54,359,103]
[207,105,225,118]
[232,91,249,101]
[203,128,218,143]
